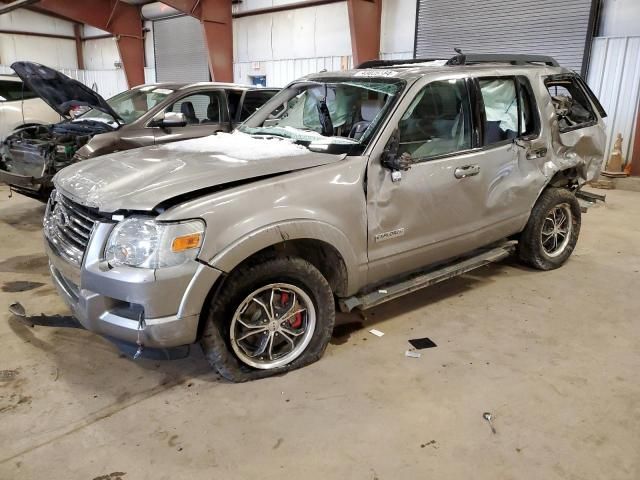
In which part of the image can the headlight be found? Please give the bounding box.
[105,217,205,269]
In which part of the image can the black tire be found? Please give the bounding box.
[518,187,581,270]
[200,256,335,382]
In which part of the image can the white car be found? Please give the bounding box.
[0,74,60,140]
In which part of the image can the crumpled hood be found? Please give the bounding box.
[54,132,344,212]
[11,61,122,122]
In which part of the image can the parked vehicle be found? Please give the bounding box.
[42,54,606,381]
[0,73,60,141]
[0,62,278,199]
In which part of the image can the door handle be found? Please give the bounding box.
[454,164,480,179]
[526,147,548,160]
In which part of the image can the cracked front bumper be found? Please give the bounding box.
[44,221,222,348]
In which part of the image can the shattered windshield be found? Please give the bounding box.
[77,86,174,125]
[238,77,405,147]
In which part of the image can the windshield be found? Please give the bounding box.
[77,86,174,125]
[238,77,405,146]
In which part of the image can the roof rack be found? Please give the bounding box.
[357,54,559,69]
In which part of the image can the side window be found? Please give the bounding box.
[240,90,277,122]
[479,78,519,145]
[398,79,472,159]
[545,76,596,131]
[0,80,37,102]
[166,92,226,125]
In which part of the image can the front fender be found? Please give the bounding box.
[206,219,365,295]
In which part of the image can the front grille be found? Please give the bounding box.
[44,190,101,266]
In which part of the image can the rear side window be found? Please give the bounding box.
[545,76,596,132]
[240,90,277,121]
[478,76,540,145]
[397,79,472,160]
[0,80,37,102]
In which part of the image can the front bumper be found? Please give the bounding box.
[0,169,44,190]
[45,221,222,348]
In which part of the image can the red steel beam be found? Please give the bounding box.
[35,0,145,87]
[162,0,233,82]
[347,0,382,67]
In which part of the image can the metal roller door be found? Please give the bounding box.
[414,0,596,74]
[153,15,210,83]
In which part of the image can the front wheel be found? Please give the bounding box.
[200,256,335,382]
[518,187,581,270]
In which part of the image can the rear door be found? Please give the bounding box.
[153,90,229,145]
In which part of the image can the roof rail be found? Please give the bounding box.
[357,54,559,69]
[447,53,559,67]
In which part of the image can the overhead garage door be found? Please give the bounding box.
[414,0,596,74]
[153,15,210,83]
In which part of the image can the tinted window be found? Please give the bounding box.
[545,76,596,131]
[0,80,37,102]
[240,90,277,121]
[226,90,243,122]
[398,79,472,159]
[167,91,226,125]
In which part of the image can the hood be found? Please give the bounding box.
[54,132,345,212]
[11,61,123,122]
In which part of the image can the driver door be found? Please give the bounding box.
[153,90,229,145]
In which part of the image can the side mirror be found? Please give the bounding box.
[150,111,187,128]
[381,129,413,172]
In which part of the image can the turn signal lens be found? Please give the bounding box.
[171,233,202,252]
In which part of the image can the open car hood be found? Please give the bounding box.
[11,61,123,122]
[54,132,345,212]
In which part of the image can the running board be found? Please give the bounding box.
[339,241,517,312]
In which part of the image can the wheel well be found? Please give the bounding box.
[548,168,579,190]
[196,239,348,341]
[229,239,348,296]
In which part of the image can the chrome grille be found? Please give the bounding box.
[44,190,100,266]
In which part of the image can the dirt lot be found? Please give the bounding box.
[0,185,638,480]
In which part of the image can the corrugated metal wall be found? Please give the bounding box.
[587,36,640,166]
[415,0,594,73]
[153,16,210,83]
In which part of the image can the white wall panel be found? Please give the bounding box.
[587,36,640,165]
[234,55,351,87]
[0,34,77,69]
[600,0,640,37]
[0,9,74,36]
[381,0,416,57]
[83,38,120,70]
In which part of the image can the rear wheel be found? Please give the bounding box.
[518,187,581,270]
[200,256,335,382]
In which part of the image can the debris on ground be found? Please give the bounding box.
[405,350,421,358]
[408,337,437,349]
[368,329,384,337]
[483,412,497,434]
[8,302,26,318]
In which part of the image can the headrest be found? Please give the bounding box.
[361,98,383,122]
[180,101,195,118]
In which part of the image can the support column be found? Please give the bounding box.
[347,0,382,67]
[37,0,145,87]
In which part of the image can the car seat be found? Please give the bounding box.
[349,98,384,139]
[180,102,198,124]
[201,101,220,123]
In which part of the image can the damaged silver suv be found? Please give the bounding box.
[43,54,607,381]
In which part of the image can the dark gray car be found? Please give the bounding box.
[0,61,278,199]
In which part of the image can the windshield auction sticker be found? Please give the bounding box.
[354,70,398,77]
